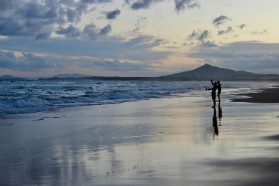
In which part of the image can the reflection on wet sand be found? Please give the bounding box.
[212,102,223,138]
[218,102,222,126]
[213,107,219,138]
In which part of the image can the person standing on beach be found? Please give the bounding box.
[217,81,221,102]
[207,80,218,107]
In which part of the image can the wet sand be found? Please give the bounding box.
[232,86,279,103]
[1,87,279,185]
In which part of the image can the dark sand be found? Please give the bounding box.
[232,86,279,103]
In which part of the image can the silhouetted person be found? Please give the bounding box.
[217,81,221,102]
[207,80,218,107]
[213,107,218,138]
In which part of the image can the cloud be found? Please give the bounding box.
[201,41,218,48]
[133,17,147,33]
[212,15,230,27]
[82,24,111,40]
[35,32,52,40]
[0,0,114,39]
[188,41,279,73]
[0,35,171,67]
[0,1,59,37]
[218,26,232,35]
[188,30,208,42]
[198,30,209,41]
[175,0,200,12]
[56,25,81,38]
[99,24,112,36]
[187,30,216,47]
[66,9,77,23]
[106,9,121,19]
[131,0,152,10]
[251,29,268,35]
[83,24,99,40]
[0,0,12,10]
[0,50,55,72]
[188,31,198,40]
[90,60,152,71]
[239,24,246,29]
[81,0,112,3]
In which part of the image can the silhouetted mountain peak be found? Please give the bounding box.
[162,64,279,80]
[197,64,214,69]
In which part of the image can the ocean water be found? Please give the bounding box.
[0,80,276,116]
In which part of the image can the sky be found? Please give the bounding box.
[0,0,279,77]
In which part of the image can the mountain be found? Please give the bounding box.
[160,64,279,81]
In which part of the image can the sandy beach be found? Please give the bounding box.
[232,86,279,103]
[1,83,279,185]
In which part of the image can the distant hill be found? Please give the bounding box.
[0,75,25,80]
[39,64,279,81]
[160,64,279,81]
[39,73,91,80]
[53,74,91,78]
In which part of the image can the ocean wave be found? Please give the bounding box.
[0,80,272,116]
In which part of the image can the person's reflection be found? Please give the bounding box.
[218,101,222,126]
[213,107,218,138]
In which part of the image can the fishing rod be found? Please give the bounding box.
[188,71,208,89]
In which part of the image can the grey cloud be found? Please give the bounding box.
[188,30,209,42]
[175,0,199,12]
[188,42,279,73]
[83,24,111,40]
[92,60,152,71]
[239,24,246,29]
[187,30,216,47]
[251,29,268,35]
[0,35,171,63]
[125,0,131,4]
[66,9,76,22]
[218,26,232,35]
[74,2,89,22]
[0,0,12,10]
[0,0,114,39]
[106,9,121,19]
[0,51,55,72]
[82,0,112,3]
[99,24,112,36]
[35,32,51,40]
[188,31,198,40]
[56,25,81,38]
[0,35,171,73]
[133,17,147,33]
[59,0,76,6]
[188,30,208,41]
[198,30,208,41]
[83,24,99,40]
[0,1,61,37]
[0,51,16,68]
[213,15,230,27]
[202,41,217,48]
[131,0,152,10]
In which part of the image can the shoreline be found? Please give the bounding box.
[1,84,279,185]
[232,86,279,103]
